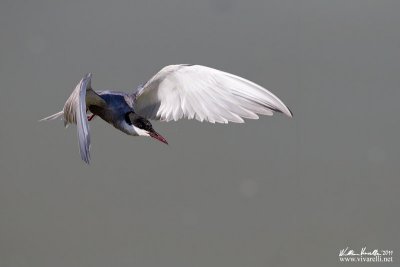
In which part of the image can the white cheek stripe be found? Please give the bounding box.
[118,120,149,136]
[132,126,150,137]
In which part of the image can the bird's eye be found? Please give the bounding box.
[126,112,153,131]
[135,118,152,131]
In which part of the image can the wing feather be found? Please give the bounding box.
[62,73,106,164]
[134,65,292,123]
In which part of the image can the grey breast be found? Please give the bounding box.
[90,92,133,125]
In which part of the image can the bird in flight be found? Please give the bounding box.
[40,64,292,164]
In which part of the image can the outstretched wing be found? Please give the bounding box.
[63,73,106,164]
[133,65,292,123]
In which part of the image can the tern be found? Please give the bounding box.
[40,64,293,164]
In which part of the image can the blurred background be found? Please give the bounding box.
[0,0,399,266]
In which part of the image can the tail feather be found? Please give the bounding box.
[39,111,64,122]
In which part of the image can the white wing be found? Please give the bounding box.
[62,73,106,164]
[133,65,292,123]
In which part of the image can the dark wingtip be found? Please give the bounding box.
[80,153,91,165]
[287,107,294,118]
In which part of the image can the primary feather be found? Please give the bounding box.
[133,65,292,123]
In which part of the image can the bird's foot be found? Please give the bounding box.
[87,114,96,121]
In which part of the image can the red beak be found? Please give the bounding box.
[149,131,168,145]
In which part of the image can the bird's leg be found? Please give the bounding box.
[87,114,96,121]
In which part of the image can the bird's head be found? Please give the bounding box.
[124,112,168,145]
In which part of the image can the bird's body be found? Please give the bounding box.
[89,91,134,134]
[40,64,292,164]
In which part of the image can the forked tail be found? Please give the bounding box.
[39,111,64,122]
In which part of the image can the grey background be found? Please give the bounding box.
[0,0,399,266]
